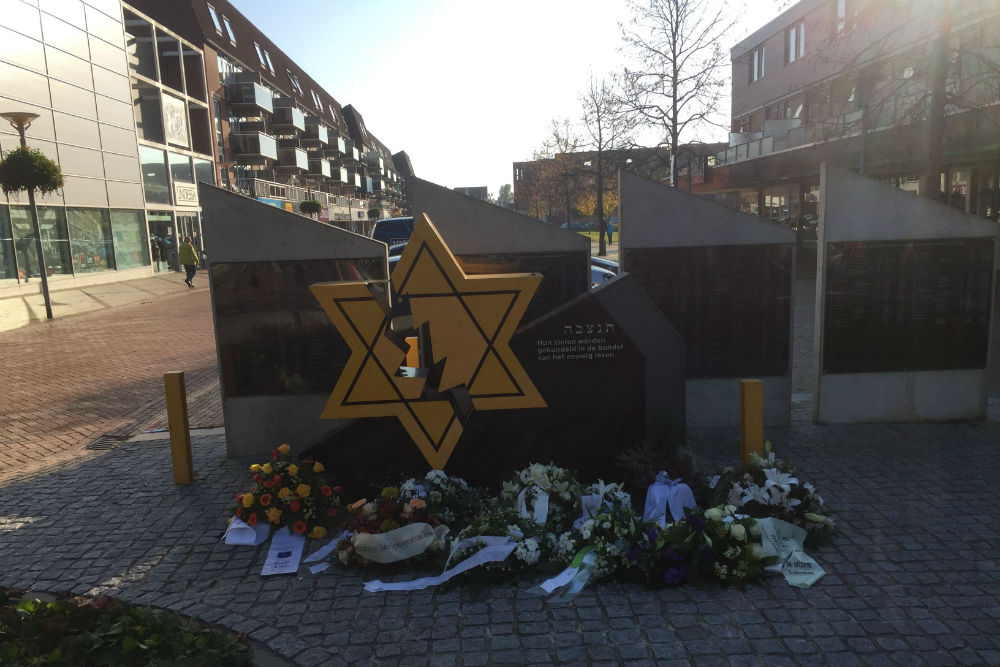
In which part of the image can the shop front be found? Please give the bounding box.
[0,205,149,289]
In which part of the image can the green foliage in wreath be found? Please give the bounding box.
[0,147,64,196]
[298,199,322,215]
[367,207,380,221]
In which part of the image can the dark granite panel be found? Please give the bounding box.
[455,251,589,325]
[823,238,994,373]
[625,244,793,378]
[211,258,385,397]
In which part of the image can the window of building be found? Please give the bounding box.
[193,157,214,185]
[786,22,804,63]
[123,10,157,80]
[67,208,115,273]
[784,94,804,119]
[206,3,222,33]
[0,207,15,282]
[836,0,857,33]
[132,81,164,144]
[310,90,323,110]
[169,152,194,184]
[221,16,236,44]
[110,210,150,269]
[262,49,274,73]
[11,207,72,278]
[139,145,171,204]
[286,69,302,94]
[750,46,765,82]
[182,47,207,102]
[213,95,224,161]
[156,33,184,93]
[253,41,266,68]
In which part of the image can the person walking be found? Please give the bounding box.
[178,236,199,288]
[606,221,615,245]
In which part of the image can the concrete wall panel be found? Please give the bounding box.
[619,170,795,250]
[817,370,987,423]
[407,177,590,256]
[199,182,385,263]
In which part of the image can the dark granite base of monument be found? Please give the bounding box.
[303,275,685,494]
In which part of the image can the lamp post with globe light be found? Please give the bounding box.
[1,111,53,319]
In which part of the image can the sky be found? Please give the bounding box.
[232,0,790,196]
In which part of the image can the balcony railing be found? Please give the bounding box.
[232,131,278,163]
[342,142,361,163]
[271,106,306,133]
[308,157,332,179]
[229,174,369,210]
[330,166,349,184]
[227,82,273,116]
[323,135,347,158]
[303,118,329,146]
[276,146,308,171]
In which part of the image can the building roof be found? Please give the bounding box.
[392,151,414,177]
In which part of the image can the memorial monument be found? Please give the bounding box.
[813,165,997,422]
[201,183,684,491]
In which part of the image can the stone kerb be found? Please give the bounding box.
[619,170,796,429]
[813,164,998,423]
[198,183,387,458]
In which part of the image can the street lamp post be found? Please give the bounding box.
[1,111,52,319]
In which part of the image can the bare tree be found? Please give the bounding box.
[620,0,736,187]
[580,75,633,256]
[534,118,586,226]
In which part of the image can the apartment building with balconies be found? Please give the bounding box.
[125,0,407,229]
[342,104,405,212]
[711,0,1000,225]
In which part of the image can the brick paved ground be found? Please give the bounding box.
[0,274,221,484]
[1,422,999,666]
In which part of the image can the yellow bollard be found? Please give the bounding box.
[740,379,764,465]
[164,371,194,484]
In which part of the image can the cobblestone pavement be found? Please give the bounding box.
[1,421,999,667]
[0,273,221,484]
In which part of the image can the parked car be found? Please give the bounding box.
[590,256,618,273]
[372,217,414,246]
[590,264,616,288]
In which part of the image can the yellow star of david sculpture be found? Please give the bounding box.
[310,214,546,469]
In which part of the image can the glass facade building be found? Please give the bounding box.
[0,0,150,288]
[123,5,215,273]
[0,0,217,290]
